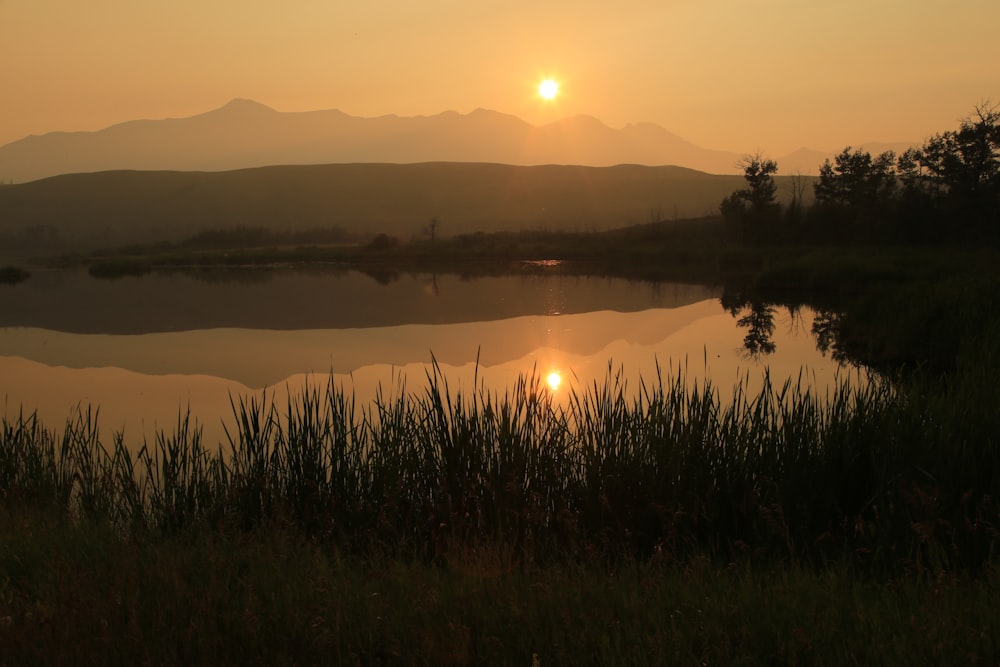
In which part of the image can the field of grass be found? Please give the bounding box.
[3,514,997,665]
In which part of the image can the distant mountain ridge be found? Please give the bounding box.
[0,99,916,183]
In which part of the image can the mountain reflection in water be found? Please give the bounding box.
[0,270,861,448]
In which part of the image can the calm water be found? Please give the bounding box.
[0,267,859,446]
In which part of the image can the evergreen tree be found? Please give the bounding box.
[720,153,780,243]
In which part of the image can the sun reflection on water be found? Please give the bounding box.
[546,370,562,391]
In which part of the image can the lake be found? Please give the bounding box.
[0,266,861,447]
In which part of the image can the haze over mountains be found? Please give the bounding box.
[0,100,921,257]
[0,99,915,184]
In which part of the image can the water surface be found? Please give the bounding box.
[1,268,857,446]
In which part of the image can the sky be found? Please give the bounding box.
[2,0,999,155]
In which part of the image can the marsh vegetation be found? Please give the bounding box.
[0,265,30,285]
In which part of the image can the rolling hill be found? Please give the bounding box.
[0,162,813,255]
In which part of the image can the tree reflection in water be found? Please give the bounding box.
[720,288,779,358]
[736,303,777,356]
[810,309,847,361]
[722,285,854,364]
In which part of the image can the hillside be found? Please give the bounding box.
[0,162,812,256]
[0,100,748,183]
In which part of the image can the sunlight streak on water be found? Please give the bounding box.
[546,370,563,391]
[0,301,863,450]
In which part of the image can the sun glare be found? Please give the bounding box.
[546,370,562,391]
[538,79,560,100]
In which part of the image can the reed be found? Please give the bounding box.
[1,348,997,572]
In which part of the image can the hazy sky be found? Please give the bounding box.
[3,0,998,154]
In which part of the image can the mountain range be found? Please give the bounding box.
[0,99,915,183]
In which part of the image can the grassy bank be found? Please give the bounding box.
[70,217,731,281]
[3,515,997,665]
[2,349,999,662]
[68,218,1000,294]
[2,338,997,571]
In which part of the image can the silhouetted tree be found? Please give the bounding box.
[894,147,941,241]
[720,153,780,243]
[741,154,779,212]
[719,191,748,236]
[366,233,399,251]
[783,169,811,233]
[896,147,928,194]
[815,147,897,210]
[922,104,999,197]
[813,147,897,239]
[902,102,1000,235]
[425,217,440,242]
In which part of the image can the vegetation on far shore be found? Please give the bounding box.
[29,104,983,279]
[0,265,30,285]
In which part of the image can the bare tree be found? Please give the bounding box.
[785,168,810,227]
[426,217,439,242]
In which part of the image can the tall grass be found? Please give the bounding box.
[2,354,997,572]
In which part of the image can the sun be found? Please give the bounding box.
[538,79,560,100]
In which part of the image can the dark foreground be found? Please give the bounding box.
[3,511,998,665]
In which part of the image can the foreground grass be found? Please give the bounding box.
[2,334,995,662]
[2,512,998,666]
[2,342,998,572]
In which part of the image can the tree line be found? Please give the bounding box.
[721,103,1000,244]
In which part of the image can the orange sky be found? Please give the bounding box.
[2,0,998,155]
